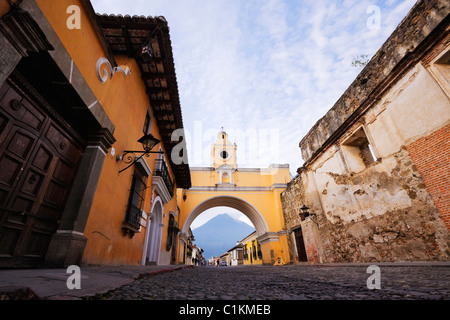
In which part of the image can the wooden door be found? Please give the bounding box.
[0,78,84,268]
[294,228,308,262]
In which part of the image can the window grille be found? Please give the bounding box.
[122,167,148,237]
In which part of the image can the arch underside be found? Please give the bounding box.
[182,195,269,237]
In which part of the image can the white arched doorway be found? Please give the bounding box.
[181,195,269,237]
[142,196,164,265]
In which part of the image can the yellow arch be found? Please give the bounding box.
[176,131,291,265]
[177,165,291,265]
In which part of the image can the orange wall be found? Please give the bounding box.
[35,0,179,265]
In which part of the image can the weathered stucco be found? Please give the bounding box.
[282,0,450,264]
[282,145,450,262]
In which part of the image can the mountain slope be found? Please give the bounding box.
[192,214,255,259]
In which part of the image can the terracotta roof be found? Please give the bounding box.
[95,13,191,189]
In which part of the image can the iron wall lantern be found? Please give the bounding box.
[299,205,319,228]
[117,134,164,173]
[138,134,160,153]
[135,27,160,64]
[299,205,310,221]
[137,42,154,63]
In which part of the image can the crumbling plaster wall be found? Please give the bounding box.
[282,61,450,263]
[312,146,448,262]
[283,148,449,263]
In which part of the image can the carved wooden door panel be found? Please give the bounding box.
[0,78,84,268]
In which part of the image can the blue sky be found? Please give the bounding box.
[90,0,417,228]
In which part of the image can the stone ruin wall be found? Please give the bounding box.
[282,145,450,263]
[281,0,450,263]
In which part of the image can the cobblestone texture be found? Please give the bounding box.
[95,264,450,300]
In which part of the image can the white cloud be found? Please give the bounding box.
[91,0,417,175]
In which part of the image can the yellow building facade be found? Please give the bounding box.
[177,131,291,265]
[241,232,263,266]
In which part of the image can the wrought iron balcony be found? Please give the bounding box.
[154,159,174,198]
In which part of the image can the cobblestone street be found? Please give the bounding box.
[95,264,450,301]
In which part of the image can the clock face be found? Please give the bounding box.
[220,150,229,160]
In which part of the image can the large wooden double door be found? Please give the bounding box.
[0,77,84,268]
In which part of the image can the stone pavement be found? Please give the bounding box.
[0,264,192,300]
[95,263,450,301]
[0,262,449,301]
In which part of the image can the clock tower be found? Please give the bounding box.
[179,129,292,265]
[211,130,237,184]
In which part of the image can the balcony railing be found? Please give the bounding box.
[154,159,174,198]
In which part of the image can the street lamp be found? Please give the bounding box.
[137,42,154,63]
[299,205,319,228]
[136,27,160,64]
[117,133,164,173]
[299,205,310,221]
[138,134,161,153]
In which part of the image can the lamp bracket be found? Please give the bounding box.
[117,150,164,174]
[308,213,320,229]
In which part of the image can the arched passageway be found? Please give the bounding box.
[177,130,291,265]
[181,195,269,237]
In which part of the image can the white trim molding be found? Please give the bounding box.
[152,175,172,204]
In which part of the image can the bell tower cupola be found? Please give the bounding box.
[211,129,237,184]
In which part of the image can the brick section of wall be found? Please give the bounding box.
[406,123,450,230]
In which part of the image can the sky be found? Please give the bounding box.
[90,0,417,229]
